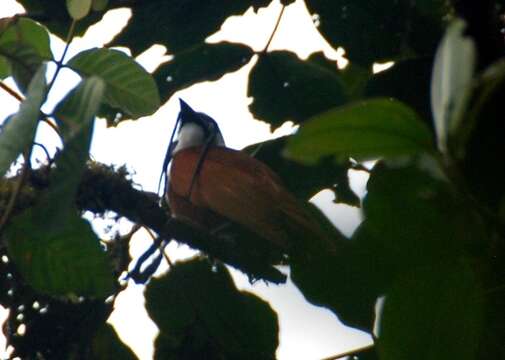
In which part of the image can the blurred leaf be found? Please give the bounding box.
[6,76,113,298]
[365,56,434,125]
[92,0,109,11]
[243,136,353,201]
[378,260,484,360]
[286,98,434,164]
[91,324,138,360]
[0,18,52,92]
[52,77,105,205]
[248,51,346,129]
[155,42,253,103]
[0,64,46,177]
[107,0,270,55]
[6,207,114,298]
[66,0,92,20]
[0,56,8,79]
[431,19,476,153]
[146,257,278,360]
[67,48,160,124]
[16,0,108,39]
[363,161,485,269]
[305,0,450,65]
[0,18,52,59]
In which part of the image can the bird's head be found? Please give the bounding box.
[158,99,225,196]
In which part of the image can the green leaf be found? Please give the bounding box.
[5,76,113,298]
[146,257,278,360]
[431,19,476,153]
[248,51,346,129]
[107,0,270,55]
[0,18,52,92]
[378,260,484,360]
[154,42,253,103]
[0,56,9,79]
[0,64,46,177]
[0,18,52,59]
[66,0,92,20]
[92,0,108,11]
[286,98,434,164]
[52,77,105,206]
[67,48,160,123]
[6,207,114,298]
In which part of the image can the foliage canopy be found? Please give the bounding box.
[1,0,505,359]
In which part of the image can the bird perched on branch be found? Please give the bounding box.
[161,100,337,261]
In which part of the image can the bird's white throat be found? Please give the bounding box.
[173,123,225,154]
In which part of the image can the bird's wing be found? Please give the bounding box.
[169,146,306,249]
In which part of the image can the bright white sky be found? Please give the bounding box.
[0,1,372,359]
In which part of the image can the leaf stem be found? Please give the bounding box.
[262,4,286,53]
[0,80,24,102]
[46,19,76,95]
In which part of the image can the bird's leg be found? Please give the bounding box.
[186,133,216,199]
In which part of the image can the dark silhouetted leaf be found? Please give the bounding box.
[107,0,270,55]
[67,48,160,125]
[155,42,253,103]
[16,0,108,39]
[0,64,46,176]
[146,257,278,360]
[91,324,138,360]
[365,56,434,125]
[248,51,346,129]
[378,260,484,360]
[286,98,434,164]
[305,0,450,65]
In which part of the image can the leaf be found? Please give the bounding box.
[362,162,485,269]
[365,56,435,124]
[0,56,9,79]
[52,77,105,206]
[0,18,52,92]
[305,0,450,65]
[5,76,113,298]
[154,42,253,103]
[243,136,356,203]
[92,0,108,11]
[6,207,114,298]
[146,257,278,360]
[91,324,138,360]
[431,19,476,153]
[248,51,346,129]
[286,98,434,164]
[67,48,160,124]
[0,64,46,177]
[66,0,92,20]
[16,0,108,39]
[378,260,484,360]
[0,18,52,59]
[107,0,270,55]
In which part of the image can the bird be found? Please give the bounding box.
[162,99,337,263]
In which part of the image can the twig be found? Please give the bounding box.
[46,20,76,95]
[0,80,24,102]
[262,4,286,53]
[320,343,374,360]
